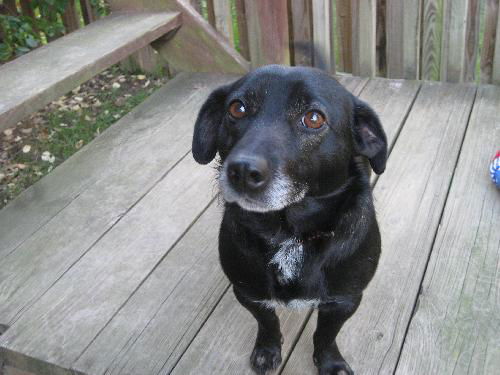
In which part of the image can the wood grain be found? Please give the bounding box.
[289,0,313,66]
[74,203,228,375]
[421,0,443,80]
[281,82,477,374]
[386,0,422,79]
[0,155,219,374]
[0,74,237,325]
[108,0,249,74]
[396,84,500,375]
[352,0,376,76]
[493,1,500,83]
[440,0,480,82]
[336,0,353,73]
[312,0,335,73]
[171,290,310,375]
[462,0,481,82]
[480,0,499,83]
[0,11,181,131]
[213,0,235,45]
[234,0,250,60]
[244,0,290,67]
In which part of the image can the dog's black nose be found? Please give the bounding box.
[227,156,270,192]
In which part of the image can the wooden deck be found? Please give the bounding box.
[0,73,498,375]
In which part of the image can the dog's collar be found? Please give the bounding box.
[298,230,335,243]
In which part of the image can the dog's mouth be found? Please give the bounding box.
[219,163,307,213]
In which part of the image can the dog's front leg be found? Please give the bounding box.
[313,296,362,375]
[234,286,283,374]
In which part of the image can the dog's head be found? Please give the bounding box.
[192,65,387,213]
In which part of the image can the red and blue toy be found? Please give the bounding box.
[491,151,500,188]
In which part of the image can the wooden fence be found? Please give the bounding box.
[0,0,101,35]
[3,0,500,84]
[192,0,500,84]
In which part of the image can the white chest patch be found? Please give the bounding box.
[270,237,304,284]
[258,298,321,310]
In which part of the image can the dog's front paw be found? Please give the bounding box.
[250,344,282,374]
[313,350,353,375]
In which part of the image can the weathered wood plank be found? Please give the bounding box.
[336,0,353,72]
[213,0,235,45]
[172,291,310,375]
[0,74,238,325]
[421,0,443,80]
[352,0,376,76]
[441,0,480,82]
[312,0,335,73]
[61,0,80,33]
[234,0,250,60]
[289,0,313,66]
[0,74,233,258]
[281,82,477,374]
[0,11,181,131]
[244,0,290,67]
[0,155,219,374]
[359,79,420,154]
[463,0,481,82]
[80,0,97,24]
[493,1,500,83]
[386,0,422,79]
[108,0,249,74]
[164,77,424,375]
[441,0,466,82]
[376,0,387,76]
[73,203,226,375]
[396,84,500,375]
[480,0,499,83]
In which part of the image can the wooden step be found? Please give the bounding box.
[0,11,181,130]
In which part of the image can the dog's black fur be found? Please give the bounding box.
[192,65,387,375]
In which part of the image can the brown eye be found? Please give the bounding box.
[302,111,326,129]
[228,100,246,119]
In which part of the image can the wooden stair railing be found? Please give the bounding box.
[0,1,250,131]
[0,12,181,130]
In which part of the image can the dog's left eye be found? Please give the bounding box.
[228,100,246,119]
[302,111,326,129]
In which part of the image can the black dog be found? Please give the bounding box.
[192,65,386,375]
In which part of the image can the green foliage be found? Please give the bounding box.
[0,14,40,60]
[0,0,108,62]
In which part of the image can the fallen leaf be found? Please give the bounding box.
[41,151,55,163]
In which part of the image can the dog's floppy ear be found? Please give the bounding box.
[352,98,388,174]
[192,85,229,164]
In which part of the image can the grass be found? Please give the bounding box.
[0,65,165,208]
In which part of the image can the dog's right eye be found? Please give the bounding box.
[228,100,246,119]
